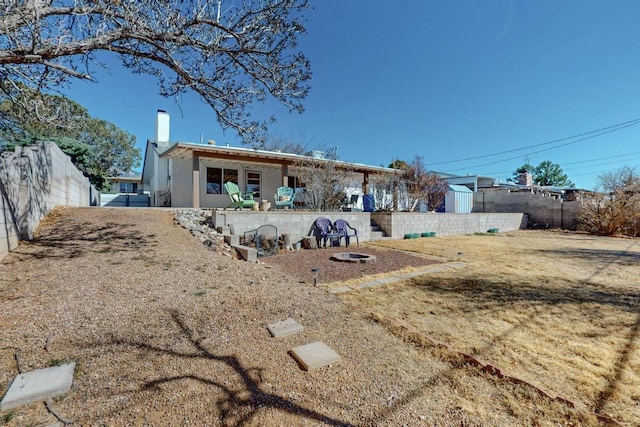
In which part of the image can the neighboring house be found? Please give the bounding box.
[437,172,496,191]
[101,172,150,207]
[141,110,399,209]
[108,172,143,194]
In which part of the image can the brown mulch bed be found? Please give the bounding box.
[262,245,440,285]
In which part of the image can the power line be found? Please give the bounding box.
[442,121,640,174]
[427,118,640,167]
[475,151,640,178]
[562,151,640,166]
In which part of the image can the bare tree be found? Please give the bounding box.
[578,167,640,236]
[293,158,352,211]
[423,172,448,211]
[369,171,400,211]
[396,156,424,211]
[388,155,449,212]
[0,0,311,144]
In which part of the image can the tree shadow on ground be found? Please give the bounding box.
[408,274,639,419]
[410,275,639,313]
[536,246,640,267]
[94,309,354,427]
[9,215,158,260]
[595,312,640,415]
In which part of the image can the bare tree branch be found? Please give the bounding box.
[0,0,311,144]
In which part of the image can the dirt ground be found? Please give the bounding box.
[1,208,638,426]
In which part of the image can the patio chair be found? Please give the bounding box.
[334,219,359,247]
[273,186,295,210]
[224,181,255,210]
[310,217,340,248]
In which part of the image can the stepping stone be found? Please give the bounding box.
[267,318,304,338]
[0,362,76,411]
[290,342,341,371]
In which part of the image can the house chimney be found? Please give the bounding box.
[518,172,532,186]
[156,110,170,148]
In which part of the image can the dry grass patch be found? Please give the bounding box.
[342,230,640,425]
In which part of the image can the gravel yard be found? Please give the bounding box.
[0,208,602,426]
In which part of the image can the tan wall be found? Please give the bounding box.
[211,210,527,244]
[473,190,581,229]
[0,141,97,260]
[211,211,372,244]
[371,212,527,239]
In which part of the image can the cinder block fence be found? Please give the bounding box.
[0,141,97,261]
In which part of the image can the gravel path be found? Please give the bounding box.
[0,207,553,426]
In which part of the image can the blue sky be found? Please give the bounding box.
[63,1,640,190]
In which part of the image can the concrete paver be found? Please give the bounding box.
[267,318,304,338]
[290,342,341,371]
[0,362,76,411]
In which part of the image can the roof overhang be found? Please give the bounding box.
[159,142,399,175]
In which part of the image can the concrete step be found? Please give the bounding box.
[370,231,393,241]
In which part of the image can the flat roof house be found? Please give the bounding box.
[141,111,398,209]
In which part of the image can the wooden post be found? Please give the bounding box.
[192,153,200,208]
[282,163,290,187]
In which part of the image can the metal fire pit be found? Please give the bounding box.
[330,253,376,263]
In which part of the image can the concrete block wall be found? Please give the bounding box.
[212,210,371,244]
[371,212,527,239]
[473,190,581,229]
[0,141,95,261]
[211,210,527,244]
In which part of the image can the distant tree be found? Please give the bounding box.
[401,156,429,211]
[0,0,311,145]
[255,132,338,159]
[257,133,310,155]
[389,155,448,212]
[510,161,574,187]
[423,172,449,211]
[0,90,140,189]
[388,159,409,170]
[596,166,638,193]
[578,166,640,236]
[508,163,534,183]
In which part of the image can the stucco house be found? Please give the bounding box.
[141,110,399,209]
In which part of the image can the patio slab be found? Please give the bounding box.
[267,318,304,338]
[290,342,341,371]
[0,362,76,411]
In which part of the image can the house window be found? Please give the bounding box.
[206,168,222,194]
[223,169,238,190]
[207,167,238,194]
